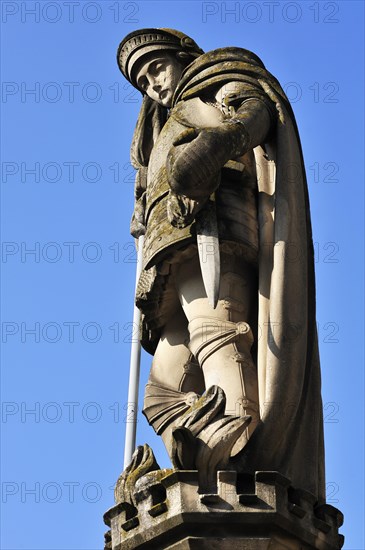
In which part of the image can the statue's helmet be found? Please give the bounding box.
[117,28,204,89]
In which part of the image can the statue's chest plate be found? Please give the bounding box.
[146,99,223,220]
[142,98,258,269]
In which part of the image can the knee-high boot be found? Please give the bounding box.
[188,317,260,443]
[142,356,204,457]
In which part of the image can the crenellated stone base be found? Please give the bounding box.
[104,470,344,550]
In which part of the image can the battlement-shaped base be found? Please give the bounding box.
[104,470,344,550]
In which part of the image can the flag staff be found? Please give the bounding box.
[123,235,144,468]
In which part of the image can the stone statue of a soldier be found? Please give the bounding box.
[117,28,325,501]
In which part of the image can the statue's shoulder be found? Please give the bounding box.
[174,47,267,105]
[186,47,265,71]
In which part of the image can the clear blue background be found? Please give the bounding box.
[1,1,364,548]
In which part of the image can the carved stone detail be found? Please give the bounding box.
[104,470,343,550]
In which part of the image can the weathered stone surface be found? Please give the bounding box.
[115,28,328,502]
[104,470,343,550]
[110,28,344,550]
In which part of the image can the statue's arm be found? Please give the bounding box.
[130,166,147,238]
[214,80,275,153]
[167,81,275,201]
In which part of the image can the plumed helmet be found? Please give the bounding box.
[117,28,204,88]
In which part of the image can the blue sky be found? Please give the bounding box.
[1,1,364,548]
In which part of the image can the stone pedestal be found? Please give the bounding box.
[104,471,343,550]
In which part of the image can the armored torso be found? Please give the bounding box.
[143,97,259,270]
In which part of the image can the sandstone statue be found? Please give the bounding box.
[116,28,325,501]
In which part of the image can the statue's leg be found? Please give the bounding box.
[173,252,260,443]
[142,305,205,456]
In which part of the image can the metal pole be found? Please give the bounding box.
[123,234,144,469]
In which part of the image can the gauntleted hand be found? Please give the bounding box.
[166,121,249,201]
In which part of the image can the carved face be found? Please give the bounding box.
[135,52,184,108]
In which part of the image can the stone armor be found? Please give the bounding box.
[136,94,264,356]
[142,97,259,271]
